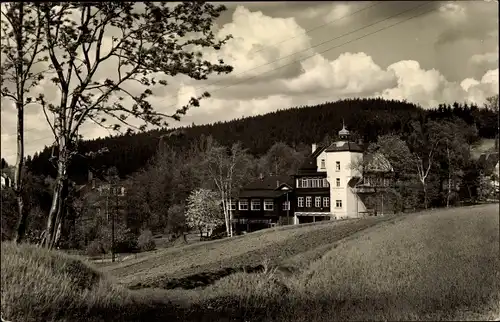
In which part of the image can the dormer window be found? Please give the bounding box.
[336,161,341,171]
[320,159,326,169]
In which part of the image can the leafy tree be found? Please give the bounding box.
[137,229,156,252]
[1,3,47,243]
[185,188,223,238]
[202,138,253,237]
[32,2,233,248]
[259,142,306,177]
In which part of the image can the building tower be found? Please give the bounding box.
[324,123,365,218]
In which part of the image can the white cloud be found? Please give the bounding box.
[203,5,312,78]
[469,46,499,67]
[1,4,499,165]
[284,53,396,96]
[439,2,467,23]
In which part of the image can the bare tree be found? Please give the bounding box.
[1,3,47,243]
[203,139,251,237]
[32,2,232,248]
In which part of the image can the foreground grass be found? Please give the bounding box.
[180,204,500,321]
[2,204,499,321]
[105,214,401,288]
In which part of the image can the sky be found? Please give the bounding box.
[1,1,499,164]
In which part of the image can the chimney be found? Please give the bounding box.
[312,143,317,153]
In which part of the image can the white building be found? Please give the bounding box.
[293,125,393,223]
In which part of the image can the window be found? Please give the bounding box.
[315,196,321,208]
[311,178,317,188]
[228,200,237,210]
[282,201,290,211]
[316,178,322,187]
[296,179,301,188]
[323,178,329,187]
[336,178,341,187]
[323,197,330,208]
[239,200,248,210]
[298,197,304,207]
[264,200,274,211]
[306,196,312,207]
[320,159,326,169]
[301,178,308,188]
[335,200,342,208]
[336,161,341,171]
[251,199,261,211]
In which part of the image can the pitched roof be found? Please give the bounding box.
[325,141,363,153]
[242,175,294,191]
[364,152,393,173]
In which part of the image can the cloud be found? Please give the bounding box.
[283,53,396,96]
[1,3,499,165]
[469,46,499,68]
[202,5,312,78]
[438,2,467,23]
[303,3,353,24]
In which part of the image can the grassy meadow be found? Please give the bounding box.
[1,204,499,321]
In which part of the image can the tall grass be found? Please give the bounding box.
[0,242,182,322]
[185,205,500,321]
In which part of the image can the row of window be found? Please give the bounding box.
[297,196,341,208]
[230,197,343,211]
[296,177,344,188]
[229,200,290,211]
[296,178,330,188]
[319,160,341,170]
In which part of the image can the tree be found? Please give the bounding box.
[427,120,471,207]
[1,3,47,243]
[185,188,223,238]
[259,142,306,177]
[407,120,444,209]
[203,138,252,237]
[33,2,233,248]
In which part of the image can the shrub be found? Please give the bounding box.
[86,240,105,257]
[138,229,156,252]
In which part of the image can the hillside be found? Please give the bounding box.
[2,204,498,321]
[26,98,498,182]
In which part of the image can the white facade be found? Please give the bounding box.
[325,148,366,219]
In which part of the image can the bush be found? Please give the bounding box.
[137,229,156,252]
[86,240,105,257]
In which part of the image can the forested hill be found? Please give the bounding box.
[27,98,498,182]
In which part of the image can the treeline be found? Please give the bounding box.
[26,98,498,183]
[2,116,498,252]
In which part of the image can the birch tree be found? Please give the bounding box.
[203,139,251,237]
[1,3,47,243]
[31,2,232,248]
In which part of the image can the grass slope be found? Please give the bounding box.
[104,214,402,288]
[2,204,499,321]
[178,204,500,321]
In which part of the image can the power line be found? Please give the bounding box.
[0,2,382,137]
[1,1,441,160]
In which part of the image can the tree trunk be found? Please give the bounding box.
[13,99,27,243]
[41,141,69,249]
[13,3,27,244]
[422,180,428,209]
[446,145,451,208]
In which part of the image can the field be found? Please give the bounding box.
[1,204,499,321]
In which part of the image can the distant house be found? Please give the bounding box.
[478,152,500,194]
[1,172,12,189]
[232,124,394,233]
[231,174,295,233]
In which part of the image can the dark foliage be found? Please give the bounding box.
[27,98,497,183]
